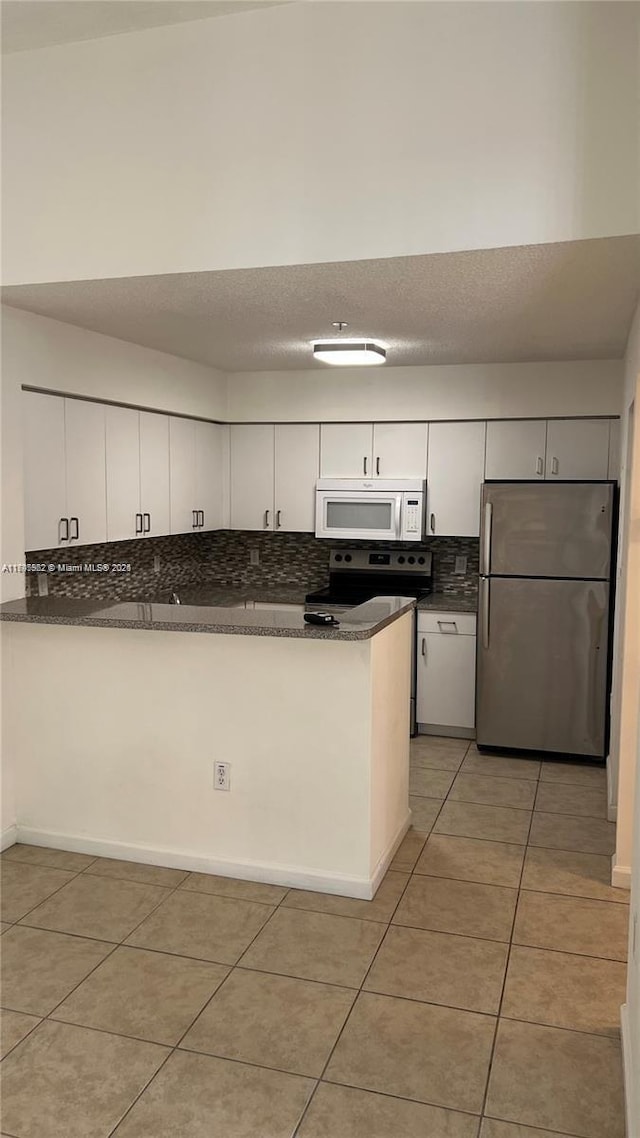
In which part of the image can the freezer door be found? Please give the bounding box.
[476,577,610,757]
[481,482,613,579]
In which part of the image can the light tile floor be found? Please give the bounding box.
[0,737,629,1138]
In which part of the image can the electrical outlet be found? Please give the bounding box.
[153,555,161,574]
[214,761,230,791]
[249,548,260,566]
[454,555,467,575]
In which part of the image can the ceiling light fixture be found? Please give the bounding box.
[312,339,387,367]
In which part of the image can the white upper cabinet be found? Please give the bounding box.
[63,398,107,548]
[320,423,373,478]
[139,412,171,537]
[427,421,486,536]
[106,405,141,542]
[274,424,319,532]
[23,391,67,552]
[545,419,610,480]
[169,417,197,534]
[320,422,427,479]
[230,423,320,532]
[485,420,547,480]
[372,423,428,478]
[23,392,107,550]
[170,416,226,534]
[195,420,226,532]
[230,424,275,530]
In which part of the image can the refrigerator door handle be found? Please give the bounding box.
[480,576,490,649]
[482,502,493,575]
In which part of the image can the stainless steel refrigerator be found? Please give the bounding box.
[476,481,615,759]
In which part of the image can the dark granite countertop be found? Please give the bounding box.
[0,595,416,641]
[418,592,478,614]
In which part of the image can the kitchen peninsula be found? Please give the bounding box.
[0,595,414,898]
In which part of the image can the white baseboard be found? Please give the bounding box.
[607,755,618,822]
[1,825,17,852]
[611,854,632,890]
[369,811,412,898]
[15,826,381,899]
[621,1003,636,1138]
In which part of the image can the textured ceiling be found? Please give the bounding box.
[0,0,289,54]
[2,236,639,372]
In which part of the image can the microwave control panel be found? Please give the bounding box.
[403,497,421,534]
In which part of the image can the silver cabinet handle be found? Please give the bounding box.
[192,510,198,528]
[264,509,270,529]
[135,513,143,535]
[143,512,151,533]
[70,517,79,541]
[536,456,543,476]
[482,501,493,575]
[430,512,435,533]
[200,510,205,528]
[276,510,282,529]
[59,517,69,543]
[480,576,490,649]
[363,457,368,476]
[437,620,458,633]
[376,457,380,475]
[421,637,427,658]
[551,456,559,476]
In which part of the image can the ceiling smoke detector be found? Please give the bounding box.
[312,340,387,367]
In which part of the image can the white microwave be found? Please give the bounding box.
[315,479,426,542]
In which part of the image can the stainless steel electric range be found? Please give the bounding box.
[306,547,433,734]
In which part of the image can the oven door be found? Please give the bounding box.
[315,491,403,542]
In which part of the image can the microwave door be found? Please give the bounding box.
[316,493,401,541]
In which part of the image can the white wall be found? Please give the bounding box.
[3,1,638,285]
[612,302,640,890]
[226,359,623,422]
[2,617,411,895]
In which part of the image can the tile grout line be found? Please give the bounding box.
[292,762,469,1137]
[104,882,298,1138]
[475,751,540,1128]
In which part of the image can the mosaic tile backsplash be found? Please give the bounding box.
[25,531,479,602]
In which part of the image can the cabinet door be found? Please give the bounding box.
[106,405,141,542]
[64,398,107,547]
[195,420,225,532]
[485,420,547,480]
[319,423,373,478]
[23,391,67,551]
[274,424,319,532]
[139,412,171,537]
[427,421,486,536]
[545,419,610,480]
[169,417,197,534]
[373,422,427,478]
[230,424,275,530]
[417,631,476,730]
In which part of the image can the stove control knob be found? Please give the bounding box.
[418,556,425,565]
[344,554,352,562]
[335,554,343,562]
[408,556,416,565]
[398,556,405,565]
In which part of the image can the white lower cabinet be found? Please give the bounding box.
[417,611,477,734]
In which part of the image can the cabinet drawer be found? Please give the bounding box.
[418,611,476,636]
